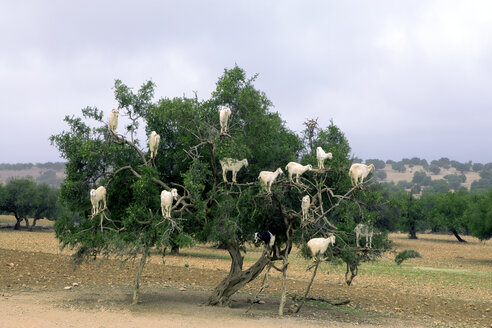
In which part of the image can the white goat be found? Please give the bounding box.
[285,162,312,183]
[354,223,373,248]
[258,168,283,193]
[219,158,248,183]
[90,186,107,216]
[219,106,232,134]
[316,147,333,169]
[349,163,375,186]
[301,195,310,223]
[161,188,178,218]
[307,235,336,260]
[108,109,119,134]
[149,131,161,159]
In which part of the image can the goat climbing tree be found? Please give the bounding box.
[51,65,391,312]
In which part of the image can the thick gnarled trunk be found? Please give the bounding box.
[207,243,269,306]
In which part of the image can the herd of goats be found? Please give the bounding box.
[88,106,376,260]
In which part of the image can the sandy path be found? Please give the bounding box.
[0,291,415,328]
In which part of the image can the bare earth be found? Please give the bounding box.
[0,228,491,328]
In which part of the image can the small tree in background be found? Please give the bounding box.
[0,178,59,230]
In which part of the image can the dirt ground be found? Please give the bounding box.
[0,230,491,327]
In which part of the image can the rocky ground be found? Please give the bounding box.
[0,230,491,327]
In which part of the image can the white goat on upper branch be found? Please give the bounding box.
[220,158,248,183]
[285,162,312,183]
[219,106,232,134]
[90,186,107,216]
[258,168,283,193]
[316,147,332,169]
[149,131,161,160]
[161,188,179,218]
[108,109,119,134]
[349,163,374,186]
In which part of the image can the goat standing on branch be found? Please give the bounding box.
[219,106,232,134]
[258,168,283,193]
[349,163,374,186]
[161,189,179,218]
[301,195,310,224]
[220,158,248,183]
[108,109,119,134]
[316,147,332,169]
[354,224,373,248]
[285,162,312,183]
[254,231,276,249]
[90,186,107,216]
[307,235,336,260]
[149,131,160,160]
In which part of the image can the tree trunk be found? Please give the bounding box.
[170,245,179,255]
[408,222,418,239]
[132,248,148,305]
[451,229,467,243]
[29,218,38,231]
[23,217,30,230]
[207,243,269,306]
[278,255,289,316]
[14,217,22,230]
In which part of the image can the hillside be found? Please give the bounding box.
[0,163,65,187]
[379,164,481,190]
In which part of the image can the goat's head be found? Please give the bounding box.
[171,188,179,200]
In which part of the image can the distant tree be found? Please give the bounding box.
[484,163,492,171]
[0,178,58,230]
[470,171,492,192]
[444,174,466,190]
[365,159,385,170]
[392,162,406,172]
[466,189,492,241]
[472,163,484,172]
[412,171,431,186]
[386,159,395,165]
[427,179,450,193]
[429,191,469,242]
[351,156,363,164]
[409,157,423,166]
[427,164,440,175]
[30,183,60,230]
[374,170,387,181]
[431,158,451,169]
[398,192,425,239]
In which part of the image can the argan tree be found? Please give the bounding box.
[51,65,391,311]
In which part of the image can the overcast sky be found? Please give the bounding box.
[1,1,491,164]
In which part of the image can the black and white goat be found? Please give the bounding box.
[254,231,276,248]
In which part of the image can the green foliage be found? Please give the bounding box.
[392,162,406,172]
[466,189,492,241]
[395,249,421,265]
[431,157,451,169]
[427,164,441,175]
[443,174,466,190]
[472,163,484,172]
[398,192,425,239]
[412,171,431,186]
[374,170,387,181]
[426,190,469,237]
[0,178,60,227]
[365,159,385,170]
